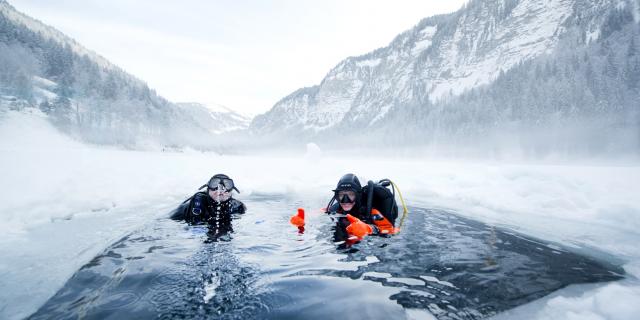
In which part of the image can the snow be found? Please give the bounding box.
[411,26,437,55]
[0,110,201,237]
[405,308,438,320]
[259,0,581,133]
[356,58,382,68]
[538,283,640,320]
[363,272,393,278]
[420,276,457,289]
[200,102,251,121]
[0,1,116,71]
[31,76,56,90]
[587,28,601,43]
[304,142,322,159]
[1,109,639,319]
[33,87,57,101]
[265,85,361,133]
[175,102,251,134]
[491,281,640,320]
[303,80,362,131]
[429,0,574,101]
[388,277,426,286]
[631,0,640,23]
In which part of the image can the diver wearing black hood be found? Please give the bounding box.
[326,173,397,242]
[328,174,364,215]
[171,174,246,229]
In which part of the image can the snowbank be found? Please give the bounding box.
[1,109,639,319]
[0,110,208,237]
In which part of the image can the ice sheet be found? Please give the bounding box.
[1,110,639,319]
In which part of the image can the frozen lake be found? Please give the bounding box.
[1,111,639,319]
[28,199,623,320]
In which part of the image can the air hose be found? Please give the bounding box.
[390,180,409,232]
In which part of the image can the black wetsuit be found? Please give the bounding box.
[171,191,246,237]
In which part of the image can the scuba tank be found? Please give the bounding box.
[364,179,398,222]
[364,179,399,234]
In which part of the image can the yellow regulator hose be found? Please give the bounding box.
[391,181,409,233]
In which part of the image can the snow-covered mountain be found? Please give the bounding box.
[175,102,250,134]
[0,0,117,71]
[0,1,246,150]
[251,0,640,156]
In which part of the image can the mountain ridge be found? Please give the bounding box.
[0,1,246,149]
[0,0,118,73]
[250,0,640,157]
[252,0,578,133]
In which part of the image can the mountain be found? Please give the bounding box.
[251,0,640,157]
[0,0,242,150]
[175,102,250,134]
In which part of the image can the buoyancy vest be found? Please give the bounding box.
[171,191,245,225]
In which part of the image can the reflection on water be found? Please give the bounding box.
[302,208,624,319]
[30,199,624,320]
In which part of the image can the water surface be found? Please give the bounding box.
[30,197,624,319]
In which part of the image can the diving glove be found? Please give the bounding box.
[345,214,374,239]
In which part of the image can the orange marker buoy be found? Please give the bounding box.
[290,208,305,227]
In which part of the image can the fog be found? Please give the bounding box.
[2,0,640,318]
[1,108,639,319]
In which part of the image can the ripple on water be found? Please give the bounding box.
[28,202,625,320]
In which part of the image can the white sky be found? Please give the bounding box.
[10,0,467,116]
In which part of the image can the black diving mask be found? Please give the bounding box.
[208,176,240,193]
[337,191,356,204]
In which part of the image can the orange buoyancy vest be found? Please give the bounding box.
[370,208,398,235]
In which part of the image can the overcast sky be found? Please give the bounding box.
[11,0,467,116]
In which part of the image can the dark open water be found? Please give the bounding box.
[29,197,624,319]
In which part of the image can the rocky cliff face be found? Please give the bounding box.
[251,0,638,153]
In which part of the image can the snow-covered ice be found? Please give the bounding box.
[1,110,639,319]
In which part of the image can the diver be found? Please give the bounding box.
[291,173,400,243]
[328,173,398,242]
[171,174,246,238]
